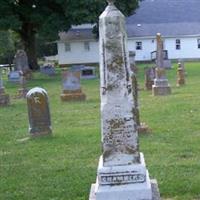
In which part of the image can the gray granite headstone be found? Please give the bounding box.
[26,87,52,136]
[14,50,29,71]
[60,70,86,101]
[8,71,21,82]
[129,51,137,73]
[62,71,81,91]
[13,49,32,80]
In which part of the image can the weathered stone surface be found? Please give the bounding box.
[152,33,171,96]
[163,59,172,69]
[177,62,185,86]
[89,1,160,200]
[0,67,10,106]
[14,49,32,80]
[14,50,29,71]
[131,73,140,127]
[129,51,138,73]
[8,71,21,83]
[99,2,139,166]
[90,177,160,200]
[60,70,86,101]
[155,33,164,69]
[17,72,28,99]
[26,87,52,136]
[145,67,156,90]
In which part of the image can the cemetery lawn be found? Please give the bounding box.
[1,62,200,200]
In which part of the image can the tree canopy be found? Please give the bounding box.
[0,0,139,69]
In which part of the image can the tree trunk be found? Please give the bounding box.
[20,23,39,70]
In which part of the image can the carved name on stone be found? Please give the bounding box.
[99,172,146,185]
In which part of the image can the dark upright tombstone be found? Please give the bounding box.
[26,87,52,136]
[13,50,32,80]
[0,66,10,106]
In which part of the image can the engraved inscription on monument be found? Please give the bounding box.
[99,172,146,185]
[89,1,160,199]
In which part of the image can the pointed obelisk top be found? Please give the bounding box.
[107,0,115,5]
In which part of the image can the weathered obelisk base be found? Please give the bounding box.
[152,68,171,96]
[89,153,160,200]
[89,1,160,199]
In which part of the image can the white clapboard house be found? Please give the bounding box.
[57,0,200,66]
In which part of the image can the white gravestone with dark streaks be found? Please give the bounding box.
[89,1,160,200]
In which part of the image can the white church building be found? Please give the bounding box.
[57,0,200,66]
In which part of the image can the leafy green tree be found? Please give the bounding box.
[0,0,138,70]
[0,30,18,64]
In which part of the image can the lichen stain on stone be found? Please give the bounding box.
[107,56,124,73]
[105,39,122,54]
[109,118,124,130]
[103,149,113,160]
[107,84,115,91]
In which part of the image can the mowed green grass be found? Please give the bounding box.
[0,62,200,200]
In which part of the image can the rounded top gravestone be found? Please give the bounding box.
[26,87,52,136]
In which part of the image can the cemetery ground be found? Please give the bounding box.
[1,62,200,200]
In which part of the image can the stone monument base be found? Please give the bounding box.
[89,153,160,200]
[60,90,86,101]
[152,85,171,96]
[29,127,52,137]
[18,88,28,98]
[89,180,160,200]
[0,88,10,106]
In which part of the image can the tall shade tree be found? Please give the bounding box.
[0,0,139,70]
